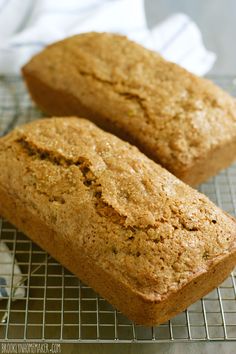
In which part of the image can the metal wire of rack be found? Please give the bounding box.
[0,75,236,343]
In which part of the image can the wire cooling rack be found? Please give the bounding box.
[0,75,236,343]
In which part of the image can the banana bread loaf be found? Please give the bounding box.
[0,117,235,325]
[22,32,236,186]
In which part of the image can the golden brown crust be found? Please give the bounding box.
[22,32,236,185]
[0,117,236,325]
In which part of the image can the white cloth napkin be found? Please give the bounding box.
[0,0,216,300]
[0,242,25,299]
[0,0,216,76]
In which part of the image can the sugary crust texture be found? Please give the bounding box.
[0,117,236,325]
[22,32,236,185]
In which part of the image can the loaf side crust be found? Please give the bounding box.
[22,32,236,185]
[0,184,235,326]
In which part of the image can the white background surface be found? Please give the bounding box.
[145,0,236,75]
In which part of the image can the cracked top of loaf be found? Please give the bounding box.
[0,117,235,300]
